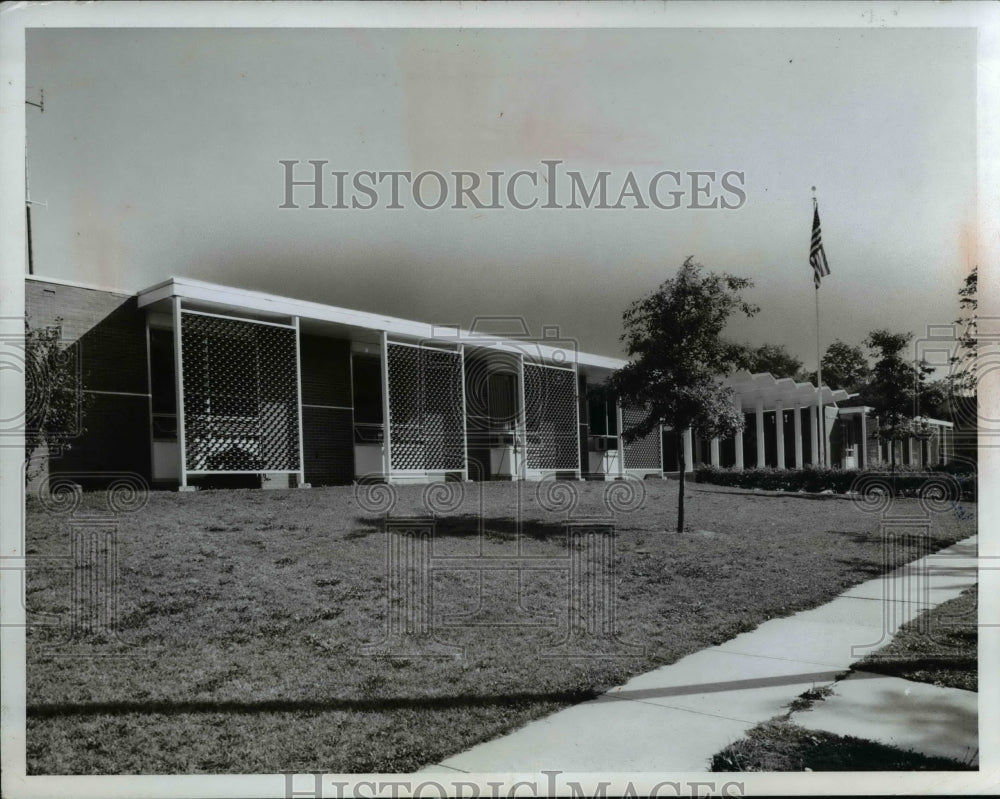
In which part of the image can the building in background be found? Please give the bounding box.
[681,374,954,472]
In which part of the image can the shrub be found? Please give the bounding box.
[694,465,975,501]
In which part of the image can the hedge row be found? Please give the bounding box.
[693,465,976,501]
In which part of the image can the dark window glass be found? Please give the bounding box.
[352,354,383,424]
[149,327,176,415]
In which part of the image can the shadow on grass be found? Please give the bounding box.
[354,515,572,543]
[855,657,977,681]
[824,530,877,544]
[29,669,855,719]
[831,558,887,578]
[27,688,598,719]
[688,486,848,501]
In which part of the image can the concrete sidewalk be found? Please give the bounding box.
[418,534,978,773]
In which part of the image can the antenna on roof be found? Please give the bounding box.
[26,88,46,276]
[26,87,44,113]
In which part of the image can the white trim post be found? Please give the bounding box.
[145,318,154,481]
[709,436,720,467]
[682,427,694,473]
[734,422,744,471]
[459,344,470,481]
[172,296,192,491]
[820,401,830,467]
[516,350,527,480]
[860,410,867,468]
[658,423,665,478]
[616,400,625,479]
[793,402,803,469]
[775,401,785,470]
[292,316,309,488]
[755,401,765,468]
[380,331,393,482]
[809,404,819,466]
[572,360,582,480]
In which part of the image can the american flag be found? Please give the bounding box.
[810,204,831,288]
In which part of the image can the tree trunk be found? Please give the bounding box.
[676,431,686,533]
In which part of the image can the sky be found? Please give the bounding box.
[24,22,978,369]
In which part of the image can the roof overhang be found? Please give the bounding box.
[137,277,625,373]
[723,370,851,410]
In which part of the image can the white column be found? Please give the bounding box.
[459,344,470,481]
[793,403,803,468]
[380,331,393,481]
[658,424,665,478]
[734,425,745,471]
[709,437,720,467]
[516,351,526,480]
[809,404,819,466]
[573,364,582,481]
[682,427,693,473]
[755,401,765,468]
[860,410,867,468]
[293,316,309,488]
[775,401,785,470]
[616,402,625,478]
[172,296,192,491]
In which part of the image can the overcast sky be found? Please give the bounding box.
[25,24,977,368]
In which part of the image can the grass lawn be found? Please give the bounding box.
[854,584,978,692]
[710,718,976,772]
[24,480,976,774]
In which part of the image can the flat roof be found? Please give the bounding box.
[132,277,869,409]
[137,276,625,373]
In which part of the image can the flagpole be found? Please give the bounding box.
[816,290,826,467]
[813,191,826,467]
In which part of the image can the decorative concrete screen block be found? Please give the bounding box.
[180,312,300,472]
[621,405,661,470]
[523,363,578,470]
[387,343,465,471]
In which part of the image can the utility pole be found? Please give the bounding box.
[26,88,46,276]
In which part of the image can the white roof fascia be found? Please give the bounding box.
[137,277,626,371]
[916,416,955,429]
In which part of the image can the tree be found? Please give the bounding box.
[821,339,871,392]
[24,319,85,482]
[609,257,759,533]
[733,342,804,380]
[859,329,932,475]
[800,339,871,392]
[919,378,953,421]
[949,265,978,393]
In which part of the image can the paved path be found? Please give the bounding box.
[417,535,978,773]
[791,671,979,766]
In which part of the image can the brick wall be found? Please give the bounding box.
[26,278,151,485]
